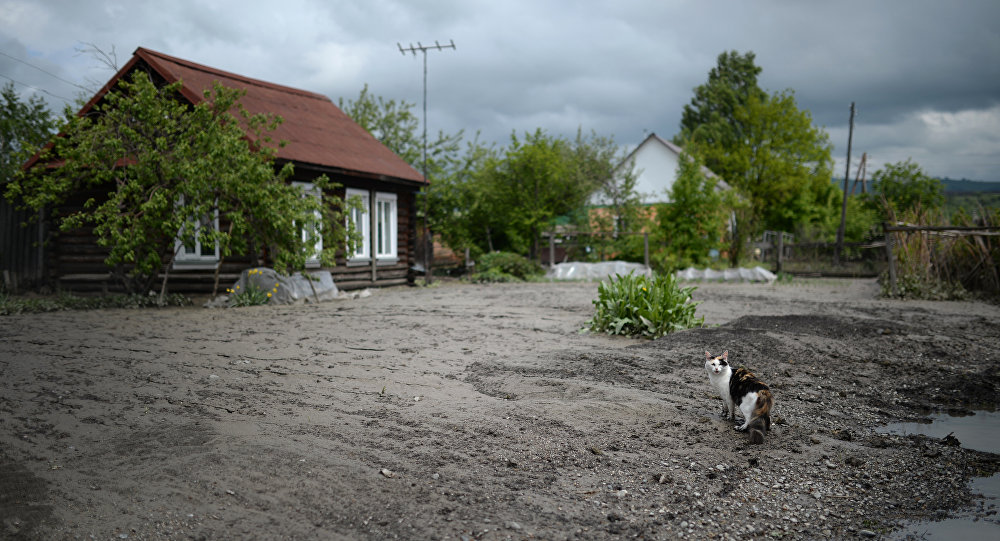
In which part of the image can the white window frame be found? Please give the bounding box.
[374,192,397,261]
[345,189,397,264]
[293,182,323,267]
[346,188,370,262]
[174,195,220,268]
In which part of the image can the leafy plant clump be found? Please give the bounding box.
[0,291,190,315]
[587,272,704,339]
[470,252,544,283]
[228,269,280,307]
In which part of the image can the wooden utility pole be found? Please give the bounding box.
[850,152,868,195]
[398,40,456,285]
[834,102,855,265]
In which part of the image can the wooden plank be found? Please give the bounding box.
[884,225,1000,232]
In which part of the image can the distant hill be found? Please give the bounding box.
[939,178,1000,193]
[833,177,1000,193]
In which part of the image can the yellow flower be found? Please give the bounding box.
[235,285,240,289]
[267,292,272,298]
[274,283,279,288]
[272,288,278,293]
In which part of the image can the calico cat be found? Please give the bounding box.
[705,350,773,444]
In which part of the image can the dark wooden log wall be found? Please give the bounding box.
[35,178,418,294]
[0,197,45,292]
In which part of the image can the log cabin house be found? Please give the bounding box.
[6,47,425,293]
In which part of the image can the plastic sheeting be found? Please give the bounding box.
[546,261,653,281]
[230,267,340,305]
[675,266,776,283]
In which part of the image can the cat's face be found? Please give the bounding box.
[705,350,730,375]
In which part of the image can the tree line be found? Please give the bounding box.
[3,50,951,290]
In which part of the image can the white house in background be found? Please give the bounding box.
[592,132,730,206]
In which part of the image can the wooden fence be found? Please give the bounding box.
[542,231,650,268]
[882,223,1000,296]
[754,236,887,278]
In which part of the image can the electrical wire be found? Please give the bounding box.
[0,72,74,103]
[0,50,89,92]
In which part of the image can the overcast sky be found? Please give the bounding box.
[2,0,999,181]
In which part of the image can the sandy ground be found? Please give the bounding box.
[2,277,999,540]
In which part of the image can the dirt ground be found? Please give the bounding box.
[2,277,999,540]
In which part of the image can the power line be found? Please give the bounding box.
[0,72,74,103]
[0,50,89,91]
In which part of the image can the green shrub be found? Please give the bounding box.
[469,268,520,284]
[471,251,544,282]
[587,271,704,339]
[227,268,280,307]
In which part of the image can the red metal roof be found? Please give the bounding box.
[82,47,425,184]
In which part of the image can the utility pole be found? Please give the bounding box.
[834,102,855,266]
[398,39,456,285]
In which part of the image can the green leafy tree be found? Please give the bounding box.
[866,159,944,220]
[652,152,728,271]
[1,82,56,182]
[841,194,881,242]
[486,129,605,260]
[676,51,837,263]
[424,134,500,258]
[731,90,836,234]
[675,50,766,164]
[6,71,353,298]
[338,84,424,166]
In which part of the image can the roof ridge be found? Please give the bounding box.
[135,47,330,102]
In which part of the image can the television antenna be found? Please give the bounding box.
[397,39,456,285]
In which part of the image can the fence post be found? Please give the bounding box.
[548,234,556,268]
[884,223,897,296]
[643,232,649,269]
[776,233,784,274]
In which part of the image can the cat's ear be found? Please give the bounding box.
[705,351,711,360]
[722,350,729,360]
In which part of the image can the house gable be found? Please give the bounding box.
[596,132,728,206]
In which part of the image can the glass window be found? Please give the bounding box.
[345,189,397,262]
[174,195,219,266]
[375,192,397,259]
[293,182,323,266]
[346,188,370,260]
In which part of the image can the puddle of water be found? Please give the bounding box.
[879,410,1000,540]
[877,410,1000,454]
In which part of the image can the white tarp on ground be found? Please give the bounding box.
[675,266,777,283]
[231,267,340,305]
[546,261,653,281]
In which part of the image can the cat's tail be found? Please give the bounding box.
[748,389,774,445]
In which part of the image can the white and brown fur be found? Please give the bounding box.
[705,351,774,444]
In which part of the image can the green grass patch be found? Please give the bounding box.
[0,291,191,315]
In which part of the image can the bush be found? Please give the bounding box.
[227,268,280,307]
[469,268,520,284]
[471,252,544,282]
[587,271,704,339]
